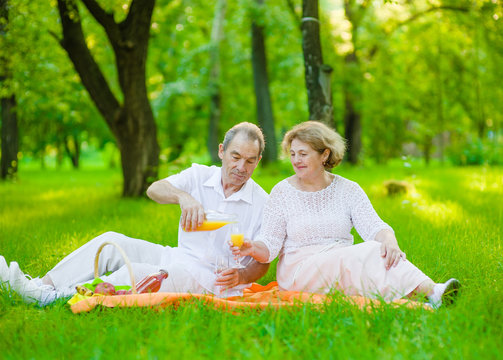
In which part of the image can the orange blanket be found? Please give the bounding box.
[70,281,430,314]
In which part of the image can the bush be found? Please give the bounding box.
[447,132,503,166]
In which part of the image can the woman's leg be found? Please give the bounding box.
[341,242,460,306]
[284,241,431,300]
[408,279,435,298]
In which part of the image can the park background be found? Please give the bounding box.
[1,0,502,359]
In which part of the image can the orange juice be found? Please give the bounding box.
[184,220,233,232]
[231,233,244,247]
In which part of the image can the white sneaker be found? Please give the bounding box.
[8,262,59,306]
[428,278,461,309]
[0,256,9,284]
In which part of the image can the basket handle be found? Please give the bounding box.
[94,241,137,294]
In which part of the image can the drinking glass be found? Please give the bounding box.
[230,224,245,269]
[214,254,231,297]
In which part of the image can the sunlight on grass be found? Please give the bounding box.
[463,167,503,195]
[401,186,466,226]
[1,165,502,359]
[37,189,72,201]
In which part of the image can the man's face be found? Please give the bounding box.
[218,133,262,189]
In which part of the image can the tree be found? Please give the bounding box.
[342,0,369,164]
[251,0,277,163]
[207,0,227,162]
[56,0,159,196]
[0,0,18,179]
[300,0,334,126]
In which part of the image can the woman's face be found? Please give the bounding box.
[289,138,327,180]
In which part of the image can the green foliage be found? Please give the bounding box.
[2,0,503,171]
[1,0,113,166]
[447,131,503,165]
[1,165,502,358]
[144,0,310,162]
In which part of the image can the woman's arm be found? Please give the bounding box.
[231,240,271,263]
[375,229,406,270]
[347,182,405,269]
[232,183,288,263]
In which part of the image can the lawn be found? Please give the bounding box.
[0,162,502,359]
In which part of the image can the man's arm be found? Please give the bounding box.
[146,179,205,231]
[239,259,270,284]
[215,259,270,290]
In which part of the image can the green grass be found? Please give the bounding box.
[1,163,502,359]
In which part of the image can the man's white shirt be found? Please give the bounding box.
[163,163,269,296]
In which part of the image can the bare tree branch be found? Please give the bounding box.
[391,5,469,32]
[285,0,301,28]
[48,30,61,43]
[57,0,120,128]
[365,4,471,61]
[81,0,121,46]
[122,0,156,40]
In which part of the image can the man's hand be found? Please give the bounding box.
[146,180,205,231]
[178,194,205,231]
[215,268,241,291]
[214,258,270,292]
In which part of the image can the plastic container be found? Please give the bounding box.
[183,210,237,232]
[136,270,169,293]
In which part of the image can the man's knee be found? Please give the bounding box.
[99,231,123,239]
[92,231,128,245]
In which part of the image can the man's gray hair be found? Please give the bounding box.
[222,122,265,156]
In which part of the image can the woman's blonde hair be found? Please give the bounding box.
[281,121,346,169]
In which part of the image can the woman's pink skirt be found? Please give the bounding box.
[276,241,429,301]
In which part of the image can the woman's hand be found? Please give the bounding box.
[375,230,406,270]
[229,240,270,264]
[230,239,254,257]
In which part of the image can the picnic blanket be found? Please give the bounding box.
[69,281,431,313]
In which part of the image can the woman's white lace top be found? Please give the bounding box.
[258,175,393,263]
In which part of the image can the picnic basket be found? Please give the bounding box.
[93,241,138,293]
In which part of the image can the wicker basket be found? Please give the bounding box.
[93,241,138,294]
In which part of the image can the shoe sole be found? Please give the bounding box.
[442,278,461,306]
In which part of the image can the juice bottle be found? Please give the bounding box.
[190,220,232,231]
[182,210,237,232]
[136,270,169,293]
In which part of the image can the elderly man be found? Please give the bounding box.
[0,122,269,305]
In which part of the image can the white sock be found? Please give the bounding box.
[428,283,446,307]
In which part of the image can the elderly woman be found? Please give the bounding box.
[234,121,460,308]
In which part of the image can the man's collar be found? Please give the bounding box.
[203,168,253,204]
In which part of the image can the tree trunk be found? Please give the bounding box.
[342,0,368,165]
[423,135,432,166]
[207,0,227,162]
[251,0,276,163]
[343,51,362,164]
[473,24,486,139]
[64,134,80,168]
[301,0,334,126]
[56,0,159,196]
[435,25,445,164]
[0,0,18,180]
[1,95,18,179]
